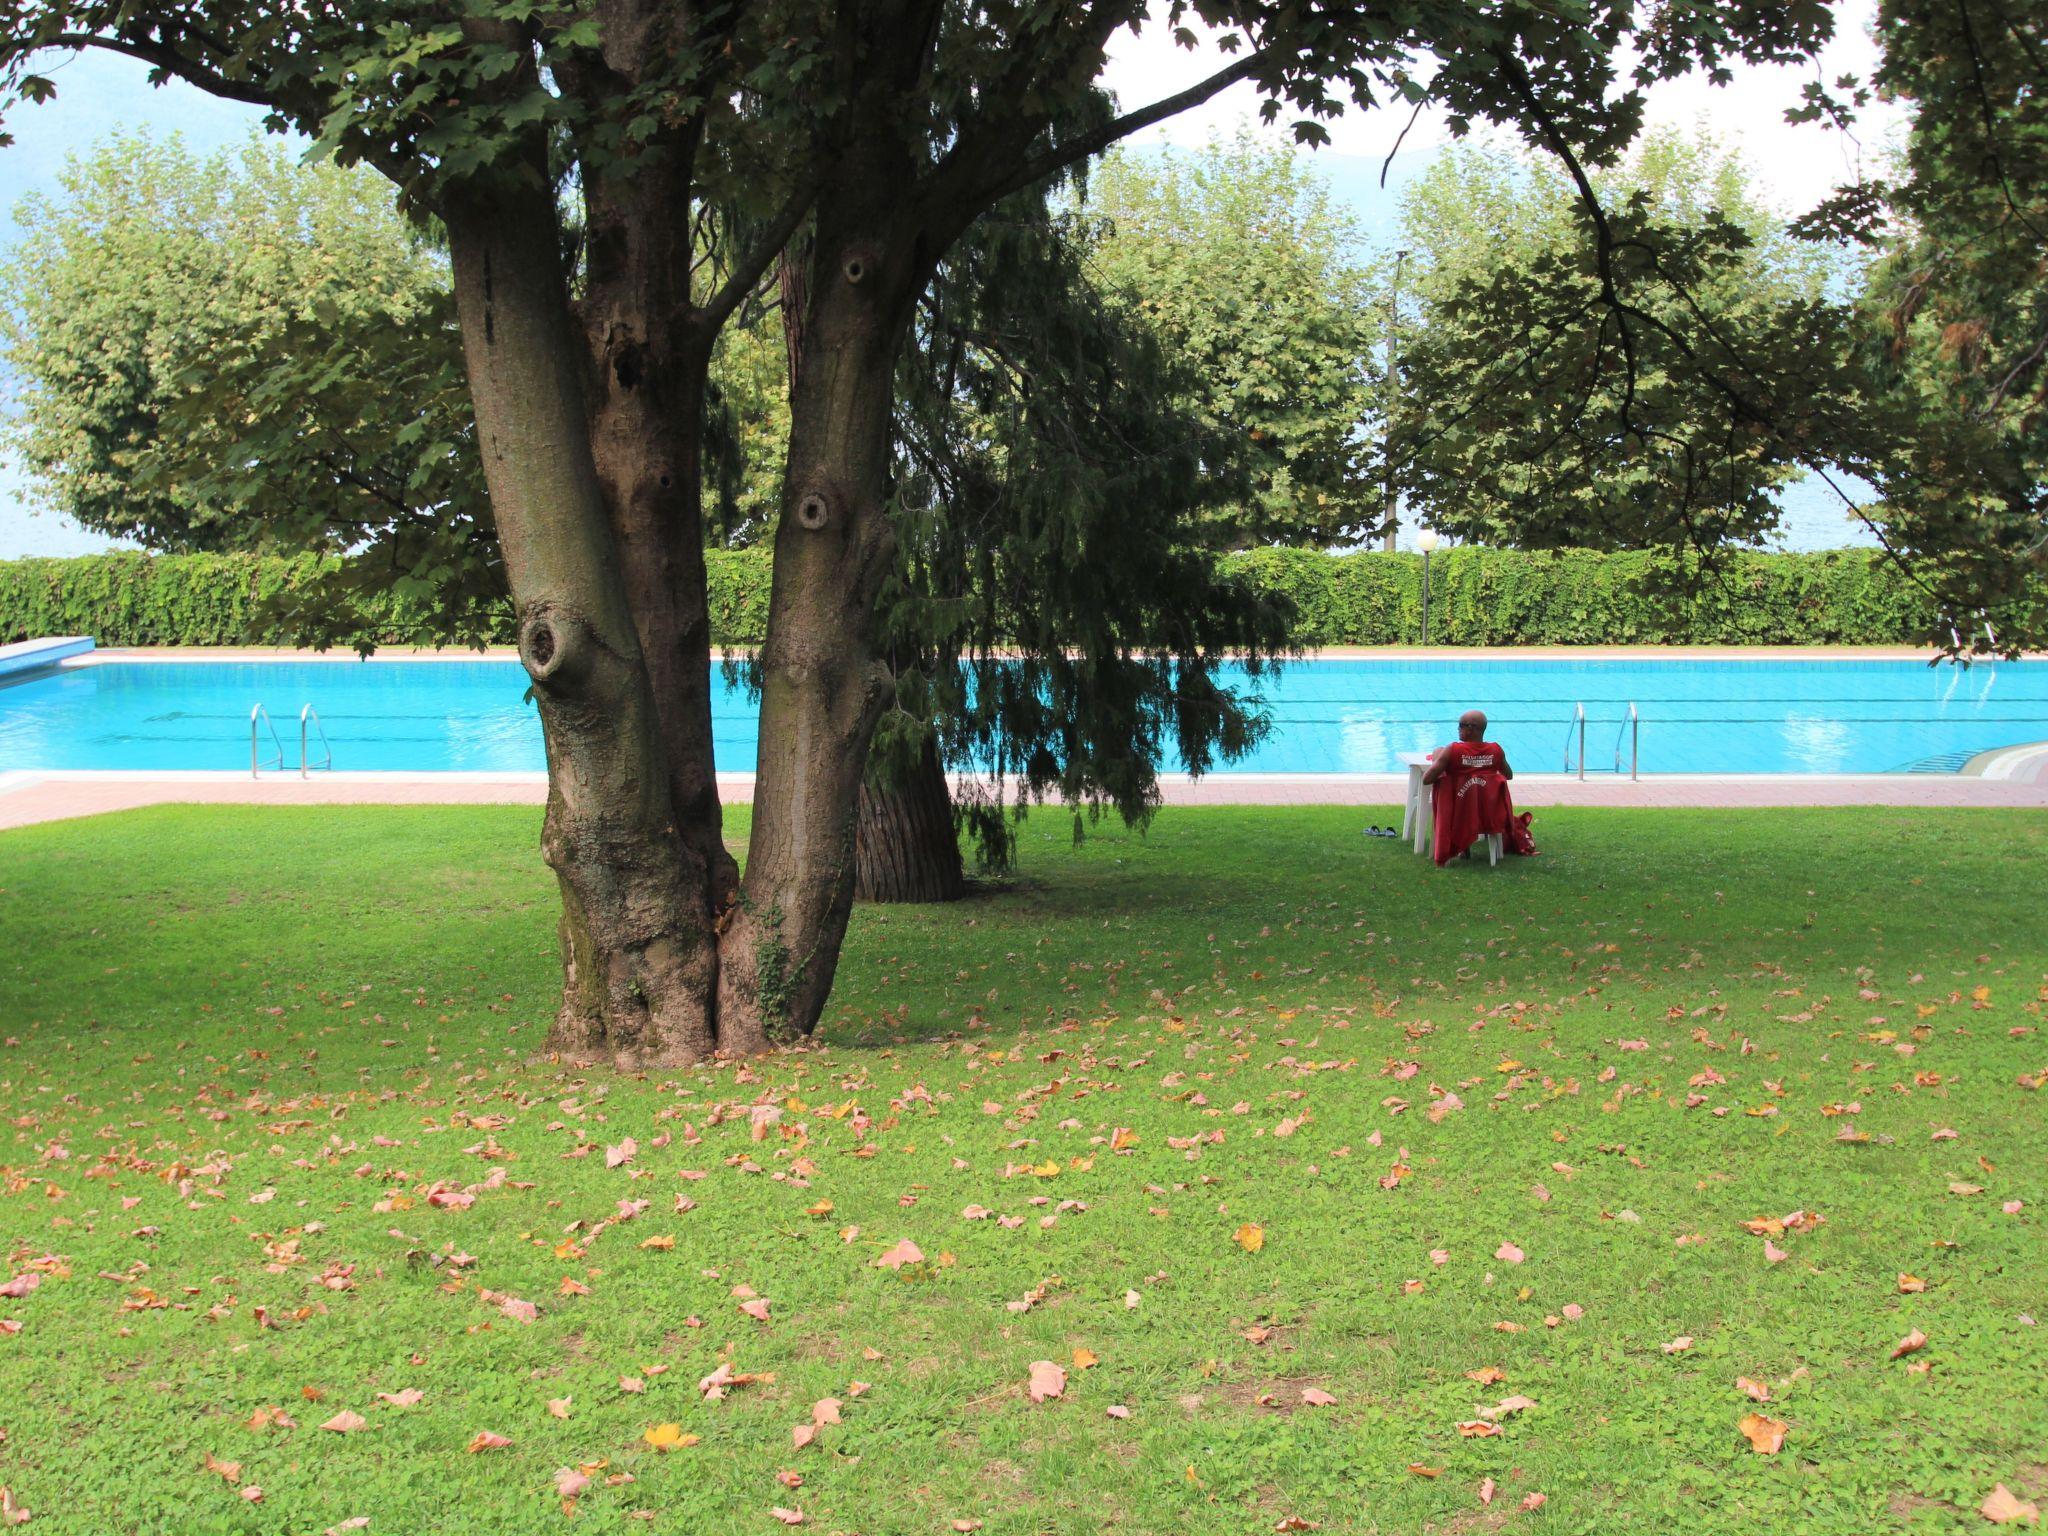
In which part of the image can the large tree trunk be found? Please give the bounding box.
[443,170,725,1068]
[855,736,964,902]
[717,205,917,1040]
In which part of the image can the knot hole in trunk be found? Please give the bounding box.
[519,610,592,690]
[795,490,835,531]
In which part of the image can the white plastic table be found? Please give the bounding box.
[1400,753,1433,855]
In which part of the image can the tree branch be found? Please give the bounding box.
[963,48,1277,213]
[696,175,819,334]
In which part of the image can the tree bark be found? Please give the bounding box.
[717,203,918,1041]
[855,736,964,902]
[443,169,723,1069]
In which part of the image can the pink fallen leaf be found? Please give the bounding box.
[1026,1360,1066,1403]
[1661,1336,1694,1355]
[961,1206,992,1220]
[1300,1388,1337,1407]
[605,1138,638,1168]
[770,1508,805,1525]
[320,1410,369,1433]
[1106,1405,1131,1419]
[239,1486,264,1504]
[1494,1242,1525,1265]
[376,1389,423,1408]
[1891,1329,1929,1359]
[547,1397,572,1419]
[466,1430,512,1453]
[740,1298,772,1322]
[1763,1240,1789,1264]
[1562,1303,1584,1321]
[1478,1477,1496,1506]
[810,1399,841,1427]
[1520,1492,1547,1512]
[555,1467,591,1500]
[791,1423,817,1449]
[872,1239,924,1270]
[0,1276,37,1300]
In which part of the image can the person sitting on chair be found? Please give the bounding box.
[1421,710,1536,867]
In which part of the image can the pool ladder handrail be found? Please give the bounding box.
[300,704,332,779]
[1615,702,1639,780]
[250,703,285,778]
[1564,702,1587,779]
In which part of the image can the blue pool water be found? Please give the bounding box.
[0,657,2041,776]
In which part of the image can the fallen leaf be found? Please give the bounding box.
[1738,1413,1787,1454]
[1027,1360,1067,1403]
[1735,1377,1771,1403]
[1891,1329,1929,1360]
[375,1389,422,1408]
[770,1508,805,1526]
[466,1430,512,1453]
[320,1410,368,1434]
[1980,1484,2041,1526]
[643,1423,697,1451]
[872,1239,924,1270]
[1072,1348,1099,1370]
[1234,1223,1265,1253]
[1300,1387,1336,1407]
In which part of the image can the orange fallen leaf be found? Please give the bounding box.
[1738,1413,1787,1454]
[1898,1274,1926,1294]
[1891,1329,1929,1360]
[1073,1348,1100,1370]
[1735,1377,1771,1403]
[1234,1223,1265,1253]
[642,1423,696,1450]
[547,1397,572,1419]
[1980,1484,2041,1526]
[1465,1366,1505,1385]
[1408,1463,1442,1478]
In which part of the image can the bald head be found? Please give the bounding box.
[1458,710,1488,742]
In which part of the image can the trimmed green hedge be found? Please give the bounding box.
[0,546,1935,650]
[1222,546,1937,646]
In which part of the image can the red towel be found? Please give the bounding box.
[1430,742,1537,866]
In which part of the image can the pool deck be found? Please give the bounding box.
[1,764,2041,832]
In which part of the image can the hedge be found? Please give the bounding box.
[0,545,1936,650]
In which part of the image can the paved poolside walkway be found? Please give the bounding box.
[1,766,2042,832]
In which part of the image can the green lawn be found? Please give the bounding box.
[1,804,2045,1535]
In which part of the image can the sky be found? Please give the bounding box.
[0,7,1905,558]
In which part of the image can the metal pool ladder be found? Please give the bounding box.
[1562,701,1640,780]
[249,703,334,778]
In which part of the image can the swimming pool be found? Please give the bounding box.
[0,655,2040,776]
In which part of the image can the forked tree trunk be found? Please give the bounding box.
[855,736,964,902]
[443,171,732,1068]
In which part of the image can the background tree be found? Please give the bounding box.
[1797,0,2047,651]
[1387,128,1853,556]
[1084,126,1380,548]
[0,133,500,643]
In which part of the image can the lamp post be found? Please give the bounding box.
[1416,527,1439,647]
